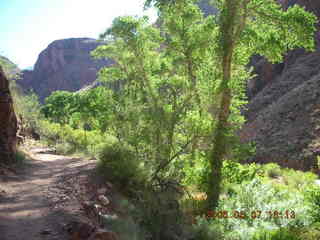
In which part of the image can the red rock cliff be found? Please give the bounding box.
[0,66,17,163]
[18,38,112,102]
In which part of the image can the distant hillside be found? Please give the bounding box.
[18,38,113,102]
[0,56,20,78]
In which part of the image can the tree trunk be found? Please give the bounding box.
[206,0,239,211]
[206,88,232,210]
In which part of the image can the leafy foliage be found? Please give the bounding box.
[252,228,300,240]
[222,160,261,184]
[41,87,112,131]
[146,0,317,210]
[97,141,146,188]
[41,91,76,125]
[305,186,320,223]
[92,10,218,184]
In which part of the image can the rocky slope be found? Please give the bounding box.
[0,66,17,164]
[241,0,320,171]
[0,56,20,78]
[18,38,112,102]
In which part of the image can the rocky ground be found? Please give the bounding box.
[0,143,120,240]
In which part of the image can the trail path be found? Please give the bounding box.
[0,147,95,240]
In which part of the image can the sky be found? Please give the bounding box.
[0,0,157,69]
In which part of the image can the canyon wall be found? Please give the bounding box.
[241,0,320,171]
[18,38,112,102]
[0,66,17,164]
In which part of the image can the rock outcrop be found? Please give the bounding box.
[0,66,17,163]
[18,38,112,102]
[241,0,320,171]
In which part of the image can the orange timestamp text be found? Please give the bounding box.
[203,210,296,220]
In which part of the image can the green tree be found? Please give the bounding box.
[41,90,77,124]
[76,87,112,131]
[146,0,317,210]
[41,87,113,132]
[92,7,219,185]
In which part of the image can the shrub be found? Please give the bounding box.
[222,160,261,184]
[38,119,116,157]
[54,142,75,155]
[295,222,320,240]
[97,141,145,188]
[200,178,314,240]
[100,200,146,240]
[262,163,282,179]
[252,228,300,240]
[281,169,317,189]
[38,120,61,144]
[131,180,189,240]
[305,186,320,222]
[11,86,43,136]
[191,217,224,240]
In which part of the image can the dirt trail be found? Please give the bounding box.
[0,147,95,240]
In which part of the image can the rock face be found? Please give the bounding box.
[241,0,320,171]
[18,38,112,102]
[0,66,17,163]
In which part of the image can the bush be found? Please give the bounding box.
[281,169,317,190]
[252,228,299,240]
[191,217,223,240]
[199,178,314,240]
[222,160,261,184]
[305,186,320,223]
[10,84,44,138]
[38,119,116,157]
[97,141,145,188]
[38,120,61,144]
[131,179,189,240]
[100,200,146,240]
[295,222,320,240]
[54,142,75,155]
[262,163,282,179]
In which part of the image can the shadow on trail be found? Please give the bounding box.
[0,147,97,240]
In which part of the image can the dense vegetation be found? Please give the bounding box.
[6,0,320,239]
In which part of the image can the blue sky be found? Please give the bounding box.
[0,0,157,69]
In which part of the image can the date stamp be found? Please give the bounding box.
[203,210,296,220]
